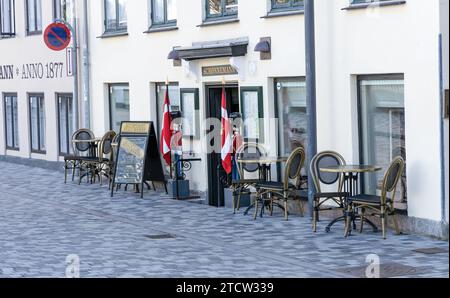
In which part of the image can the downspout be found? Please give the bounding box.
[82,0,91,129]
[438,34,447,226]
[305,0,318,217]
[72,5,79,131]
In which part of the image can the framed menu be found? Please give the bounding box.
[180,88,200,138]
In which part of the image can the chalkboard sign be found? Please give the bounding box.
[111,121,167,198]
[114,136,147,184]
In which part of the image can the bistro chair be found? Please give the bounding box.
[108,134,120,189]
[93,130,117,186]
[254,147,306,221]
[345,156,405,239]
[310,151,349,232]
[231,142,267,214]
[64,129,95,183]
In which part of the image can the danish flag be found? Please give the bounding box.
[221,86,232,174]
[160,87,172,165]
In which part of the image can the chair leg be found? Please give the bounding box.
[359,208,365,233]
[64,162,68,184]
[284,200,289,221]
[381,206,387,239]
[344,204,353,238]
[297,197,304,217]
[392,212,401,235]
[270,198,274,216]
[253,198,259,220]
[232,188,236,214]
[312,200,318,232]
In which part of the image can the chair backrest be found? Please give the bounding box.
[283,146,305,190]
[98,130,117,160]
[72,129,95,155]
[381,156,405,205]
[235,142,267,176]
[310,151,346,193]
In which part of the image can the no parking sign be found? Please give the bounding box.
[43,23,71,51]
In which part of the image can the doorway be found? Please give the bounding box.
[206,84,239,207]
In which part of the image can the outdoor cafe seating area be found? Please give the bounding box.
[63,126,405,240]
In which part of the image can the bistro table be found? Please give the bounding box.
[320,165,382,233]
[72,138,102,183]
[237,156,288,216]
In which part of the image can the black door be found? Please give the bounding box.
[206,86,239,207]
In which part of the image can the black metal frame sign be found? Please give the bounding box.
[111,121,166,198]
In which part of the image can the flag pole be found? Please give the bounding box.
[166,76,173,179]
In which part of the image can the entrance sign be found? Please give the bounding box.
[202,65,237,77]
[44,23,72,51]
[111,121,167,198]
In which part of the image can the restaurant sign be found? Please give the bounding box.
[202,65,237,77]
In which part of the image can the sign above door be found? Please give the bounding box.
[202,65,238,77]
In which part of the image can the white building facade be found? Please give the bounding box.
[1,0,449,238]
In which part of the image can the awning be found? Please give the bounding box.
[171,37,248,61]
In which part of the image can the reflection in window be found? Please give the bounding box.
[29,94,45,153]
[105,0,127,32]
[26,0,42,34]
[4,94,19,149]
[57,94,74,156]
[109,84,130,132]
[0,0,15,37]
[151,0,176,27]
[271,0,303,12]
[206,0,238,19]
[53,0,73,21]
[359,76,407,205]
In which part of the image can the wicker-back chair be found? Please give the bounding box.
[64,129,95,183]
[254,147,306,220]
[231,142,267,213]
[345,156,405,239]
[310,151,349,232]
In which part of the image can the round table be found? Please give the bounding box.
[72,138,102,158]
[319,165,382,233]
[237,156,288,217]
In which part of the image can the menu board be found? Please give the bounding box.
[114,136,148,184]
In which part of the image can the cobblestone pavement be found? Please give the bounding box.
[0,161,448,278]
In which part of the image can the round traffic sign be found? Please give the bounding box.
[44,23,71,51]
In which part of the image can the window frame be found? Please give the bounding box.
[239,86,264,143]
[205,0,238,21]
[28,93,46,154]
[56,93,74,156]
[53,0,71,21]
[104,0,127,33]
[3,93,19,151]
[270,0,304,13]
[150,0,177,28]
[0,0,15,37]
[25,0,42,36]
[108,83,130,132]
[357,73,406,207]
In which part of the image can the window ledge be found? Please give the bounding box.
[98,31,129,39]
[144,25,178,34]
[197,18,239,27]
[26,31,42,36]
[342,0,406,10]
[0,34,16,39]
[6,147,20,152]
[261,9,304,19]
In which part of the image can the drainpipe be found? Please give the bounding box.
[305,0,318,217]
[73,16,79,131]
[438,34,447,225]
[82,0,91,129]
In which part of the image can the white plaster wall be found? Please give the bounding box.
[0,0,77,162]
[85,0,444,221]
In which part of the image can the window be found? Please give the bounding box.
[205,0,238,20]
[0,0,15,37]
[358,75,407,206]
[53,0,73,21]
[155,82,180,139]
[25,0,42,35]
[57,94,74,156]
[104,0,127,33]
[275,78,307,156]
[109,84,130,132]
[180,89,200,138]
[29,94,45,153]
[240,87,264,142]
[150,0,176,28]
[271,0,304,12]
[3,93,19,150]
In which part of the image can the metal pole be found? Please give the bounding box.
[82,0,91,129]
[305,0,318,217]
[72,17,79,131]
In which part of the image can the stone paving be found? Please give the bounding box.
[0,161,448,278]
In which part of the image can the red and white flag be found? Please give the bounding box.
[160,87,172,165]
[221,86,232,174]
